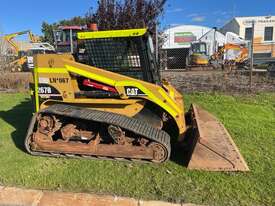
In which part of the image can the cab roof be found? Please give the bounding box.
[77,28,147,40]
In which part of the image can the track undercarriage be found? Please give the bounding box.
[25,104,171,163]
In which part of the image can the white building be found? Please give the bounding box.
[221,16,275,58]
[162,25,225,56]
[161,25,226,69]
[162,25,210,49]
[199,29,226,56]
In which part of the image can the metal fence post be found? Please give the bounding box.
[250,20,255,90]
[70,29,74,54]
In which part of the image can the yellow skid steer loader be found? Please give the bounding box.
[25,29,249,171]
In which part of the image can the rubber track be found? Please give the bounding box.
[25,104,171,163]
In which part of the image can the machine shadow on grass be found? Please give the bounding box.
[0,98,194,167]
[0,98,33,152]
[170,127,197,168]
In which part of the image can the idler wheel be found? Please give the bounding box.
[149,142,168,163]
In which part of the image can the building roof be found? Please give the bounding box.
[231,16,275,25]
[234,15,275,19]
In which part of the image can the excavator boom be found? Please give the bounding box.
[3,30,38,54]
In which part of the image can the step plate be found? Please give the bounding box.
[188,104,249,171]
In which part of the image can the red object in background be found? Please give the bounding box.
[174,36,196,43]
[89,23,98,31]
[83,79,117,93]
[58,26,84,30]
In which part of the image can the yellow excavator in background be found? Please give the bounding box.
[4,30,39,50]
[186,42,210,69]
[25,28,249,171]
[3,30,55,72]
[3,30,39,71]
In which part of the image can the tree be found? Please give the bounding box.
[41,0,167,44]
[41,16,88,44]
[41,22,57,44]
[87,0,167,35]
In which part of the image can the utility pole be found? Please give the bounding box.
[249,20,255,90]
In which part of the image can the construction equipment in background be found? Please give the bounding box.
[25,28,249,171]
[211,32,249,71]
[53,26,86,53]
[2,30,55,72]
[4,30,40,51]
[211,44,249,70]
[3,30,38,72]
[186,41,210,69]
[26,43,56,69]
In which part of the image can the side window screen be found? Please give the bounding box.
[83,37,144,80]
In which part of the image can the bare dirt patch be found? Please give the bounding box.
[161,70,275,94]
[1,70,274,94]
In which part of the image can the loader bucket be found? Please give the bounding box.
[185,104,249,171]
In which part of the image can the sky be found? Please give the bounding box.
[0,0,274,36]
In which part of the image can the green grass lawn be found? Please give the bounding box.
[0,93,274,206]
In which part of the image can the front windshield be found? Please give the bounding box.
[192,43,207,54]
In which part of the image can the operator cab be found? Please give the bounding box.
[75,29,160,84]
[191,42,207,55]
[188,41,209,66]
[53,26,85,53]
